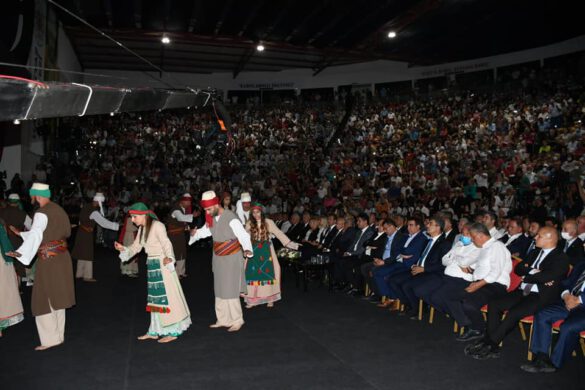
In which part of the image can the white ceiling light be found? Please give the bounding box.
[256,44,265,52]
[161,35,171,44]
[387,31,397,39]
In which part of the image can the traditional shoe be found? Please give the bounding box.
[227,323,243,332]
[157,336,177,343]
[377,299,395,308]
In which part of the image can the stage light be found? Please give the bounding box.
[13,119,20,125]
[110,112,115,116]
[256,44,265,52]
[161,35,171,44]
[387,31,397,39]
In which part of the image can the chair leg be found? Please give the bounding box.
[429,306,435,324]
[365,284,370,296]
[418,299,423,321]
[527,323,534,361]
[453,321,458,333]
[519,322,527,341]
[580,336,585,356]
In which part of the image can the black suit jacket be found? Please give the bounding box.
[515,247,570,305]
[500,234,532,260]
[322,226,339,248]
[366,232,388,255]
[332,227,357,256]
[415,235,452,274]
[559,237,585,266]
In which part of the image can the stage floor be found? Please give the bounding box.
[0,246,582,390]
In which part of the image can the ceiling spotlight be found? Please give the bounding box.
[13,119,20,125]
[256,44,265,52]
[110,112,115,116]
[387,31,397,39]
[161,35,171,44]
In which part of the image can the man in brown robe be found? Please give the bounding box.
[6,183,75,351]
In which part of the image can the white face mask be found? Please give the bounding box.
[561,232,572,241]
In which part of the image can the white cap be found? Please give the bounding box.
[240,192,251,202]
[31,183,49,191]
[8,193,20,200]
[182,193,192,198]
[93,192,105,202]
[202,190,217,201]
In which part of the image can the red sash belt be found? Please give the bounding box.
[213,239,242,256]
[80,224,94,233]
[38,240,68,260]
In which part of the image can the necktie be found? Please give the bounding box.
[383,236,392,260]
[527,240,536,254]
[564,240,570,253]
[522,250,544,296]
[353,230,365,251]
[417,240,433,266]
[571,271,585,295]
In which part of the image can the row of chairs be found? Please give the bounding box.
[371,257,585,361]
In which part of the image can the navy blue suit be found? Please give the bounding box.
[530,263,585,368]
[372,232,427,297]
[387,234,451,309]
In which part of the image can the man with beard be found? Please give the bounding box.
[236,192,252,224]
[166,193,194,278]
[6,183,75,350]
[189,191,253,332]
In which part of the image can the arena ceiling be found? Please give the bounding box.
[57,0,585,77]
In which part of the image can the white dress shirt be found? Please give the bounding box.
[471,237,512,288]
[443,241,481,281]
[89,210,119,231]
[489,226,504,240]
[15,213,48,266]
[403,231,421,248]
[189,215,253,254]
[171,207,193,223]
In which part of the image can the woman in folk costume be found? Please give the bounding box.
[0,218,24,337]
[189,191,253,332]
[114,203,190,343]
[244,203,300,308]
[6,183,75,351]
[71,192,119,282]
[118,212,139,278]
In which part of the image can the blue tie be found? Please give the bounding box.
[383,236,393,260]
[417,240,433,266]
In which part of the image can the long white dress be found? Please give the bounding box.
[0,254,24,332]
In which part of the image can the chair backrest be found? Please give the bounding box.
[508,258,523,292]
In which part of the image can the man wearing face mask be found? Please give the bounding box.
[427,224,481,313]
[559,219,584,266]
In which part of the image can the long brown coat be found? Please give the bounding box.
[165,206,187,260]
[71,204,98,261]
[32,202,75,316]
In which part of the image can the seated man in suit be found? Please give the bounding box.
[521,261,585,373]
[499,216,532,260]
[330,217,357,290]
[352,218,386,297]
[468,227,570,360]
[559,219,585,266]
[374,217,428,308]
[440,212,458,244]
[361,218,406,302]
[339,213,375,294]
[285,212,303,241]
[386,215,451,318]
[432,222,512,341]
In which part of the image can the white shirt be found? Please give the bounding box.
[188,215,253,254]
[443,241,481,281]
[15,212,48,266]
[489,226,504,240]
[471,237,512,288]
[89,210,119,231]
[280,221,292,233]
[505,233,522,246]
[578,232,585,242]
[520,247,554,293]
[171,207,193,223]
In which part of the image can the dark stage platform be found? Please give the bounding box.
[0,246,582,389]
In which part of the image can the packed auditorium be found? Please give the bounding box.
[0,1,584,389]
